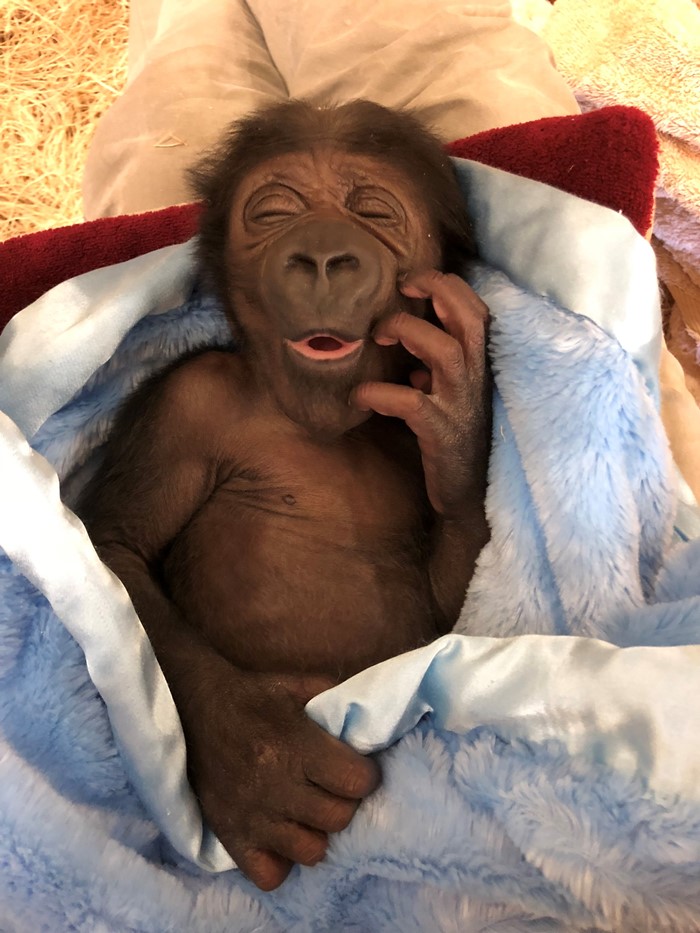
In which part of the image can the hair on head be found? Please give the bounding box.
[188,99,475,301]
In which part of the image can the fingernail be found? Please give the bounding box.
[401,286,427,299]
[374,335,399,346]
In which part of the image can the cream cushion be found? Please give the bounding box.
[83,0,579,217]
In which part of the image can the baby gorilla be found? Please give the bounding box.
[77,99,491,890]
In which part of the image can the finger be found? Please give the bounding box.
[285,785,359,834]
[401,269,489,343]
[236,847,294,891]
[350,382,442,444]
[401,269,488,319]
[266,821,329,868]
[303,725,381,799]
[373,312,468,396]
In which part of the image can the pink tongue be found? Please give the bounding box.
[308,336,343,351]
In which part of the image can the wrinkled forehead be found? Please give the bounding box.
[230,147,429,211]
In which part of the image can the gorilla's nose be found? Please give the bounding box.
[261,219,395,320]
[280,222,379,298]
[285,251,360,279]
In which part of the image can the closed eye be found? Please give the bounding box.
[347,188,403,227]
[245,186,307,226]
[253,209,298,222]
[356,210,395,220]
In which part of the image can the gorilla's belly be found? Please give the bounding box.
[162,489,438,679]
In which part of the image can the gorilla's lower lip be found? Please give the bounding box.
[285,333,364,361]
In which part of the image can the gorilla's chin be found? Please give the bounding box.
[274,340,405,441]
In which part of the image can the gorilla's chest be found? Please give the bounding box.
[162,423,437,676]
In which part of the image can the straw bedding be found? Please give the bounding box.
[0,0,128,241]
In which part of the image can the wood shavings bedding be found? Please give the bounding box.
[0,0,128,241]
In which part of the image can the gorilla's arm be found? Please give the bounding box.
[351,270,491,626]
[77,358,221,681]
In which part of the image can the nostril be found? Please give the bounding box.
[285,252,360,276]
[325,254,360,275]
[286,253,317,273]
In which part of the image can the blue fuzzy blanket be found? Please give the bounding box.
[2,160,700,932]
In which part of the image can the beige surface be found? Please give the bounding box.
[660,340,700,500]
[82,0,579,218]
[542,0,700,147]
[530,0,700,501]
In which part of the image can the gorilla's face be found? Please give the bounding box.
[225,148,441,439]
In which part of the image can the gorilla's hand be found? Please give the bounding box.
[180,660,380,891]
[351,270,491,519]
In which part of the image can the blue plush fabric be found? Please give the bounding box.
[2,161,700,930]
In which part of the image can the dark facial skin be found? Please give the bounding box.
[76,101,491,892]
[226,147,441,439]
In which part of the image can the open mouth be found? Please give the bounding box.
[285,332,364,361]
